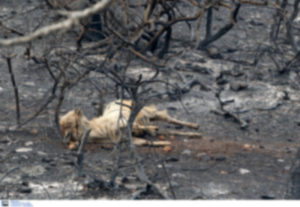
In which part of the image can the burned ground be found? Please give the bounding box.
[0,0,300,200]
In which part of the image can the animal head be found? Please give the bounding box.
[59,108,89,143]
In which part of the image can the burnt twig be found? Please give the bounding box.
[54,82,68,137]
[125,100,170,199]
[130,184,151,200]
[0,167,20,184]
[161,161,176,199]
[197,3,241,49]
[6,56,21,126]
[213,88,248,129]
[76,129,91,177]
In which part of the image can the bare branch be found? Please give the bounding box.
[5,56,21,126]
[0,0,112,47]
[76,129,91,177]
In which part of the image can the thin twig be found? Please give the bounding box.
[0,167,20,184]
[125,101,170,199]
[0,0,113,47]
[108,143,122,188]
[131,184,150,200]
[18,94,56,128]
[198,3,241,49]
[76,129,91,177]
[213,89,248,129]
[6,56,20,126]
[161,161,176,199]
[54,82,68,136]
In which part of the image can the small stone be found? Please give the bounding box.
[171,173,186,179]
[21,181,29,186]
[50,162,57,167]
[162,185,168,191]
[196,152,207,159]
[206,47,223,59]
[215,155,226,162]
[122,175,137,183]
[243,144,252,150]
[261,194,275,199]
[196,153,211,161]
[124,183,145,191]
[21,165,46,177]
[230,81,248,91]
[0,137,11,144]
[239,168,250,175]
[18,186,32,194]
[68,142,78,150]
[170,181,179,187]
[277,159,284,163]
[16,148,32,153]
[286,148,292,153]
[202,182,230,197]
[158,135,166,140]
[182,149,192,156]
[115,176,122,185]
[41,157,52,163]
[164,163,173,168]
[37,151,47,156]
[62,160,75,166]
[165,157,179,162]
[169,135,175,140]
[163,146,172,153]
[24,81,35,87]
[220,170,228,175]
[101,144,113,150]
[20,155,29,160]
[25,141,33,146]
[216,78,228,85]
[30,129,38,135]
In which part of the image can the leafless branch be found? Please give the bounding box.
[5,56,20,126]
[76,129,91,177]
[0,167,20,184]
[0,0,113,47]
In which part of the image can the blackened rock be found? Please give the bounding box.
[230,81,248,91]
[41,157,52,163]
[206,47,223,59]
[196,153,211,162]
[261,194,276,199]
[182,149,192,157]
[166,157,179,162]
[18,186,32,194]
[0,137,11,144]
[215,155,226,162]
[21,181,29,186]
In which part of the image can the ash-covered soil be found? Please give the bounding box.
[0,0,300,200]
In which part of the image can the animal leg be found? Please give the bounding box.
[133,123,159,136]
[152,110,199,129]
[132,137,171,146]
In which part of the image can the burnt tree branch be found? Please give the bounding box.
[197,3,241,49]
[6,56,21,126]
